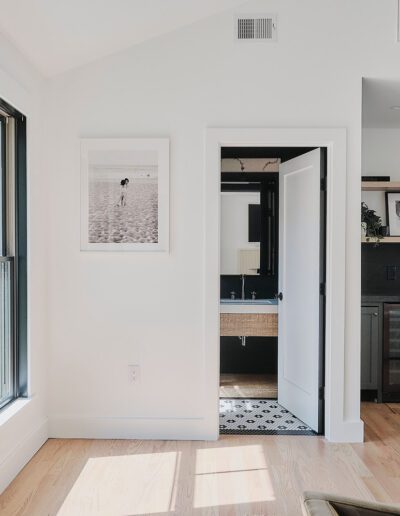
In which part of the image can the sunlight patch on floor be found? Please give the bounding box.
[196,444,267,474]
[57,451,179,516]
[194,445,275,508]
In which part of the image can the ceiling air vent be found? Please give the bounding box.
[235,15,277,42]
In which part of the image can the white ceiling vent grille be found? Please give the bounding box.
[235,15,277,42]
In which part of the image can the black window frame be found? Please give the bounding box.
[0,97,27,410]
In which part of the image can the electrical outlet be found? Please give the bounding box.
[128,364,140,384]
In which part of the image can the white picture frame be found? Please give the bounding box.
[386,191,400,236]
[398,0,400,41]
[80,138,169,251]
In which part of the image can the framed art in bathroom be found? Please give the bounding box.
[80,138,169,251]
[385,191,400,236]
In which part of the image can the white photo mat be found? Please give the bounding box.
[80,138,169,251]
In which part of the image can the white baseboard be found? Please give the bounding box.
[50,415,364,443]
[0,418,48,494]
[49,415,217,440]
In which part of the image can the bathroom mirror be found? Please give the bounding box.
[220,153,279,281]
[220,189,261,275]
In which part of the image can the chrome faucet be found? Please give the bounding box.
[241,274,245,300]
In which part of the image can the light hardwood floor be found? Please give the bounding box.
[220,373,278,399]
[1,403,400,515]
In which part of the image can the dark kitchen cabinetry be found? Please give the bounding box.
[361,244,400,402]
[361,298,400,402]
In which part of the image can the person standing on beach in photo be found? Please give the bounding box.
[117,178,129,207]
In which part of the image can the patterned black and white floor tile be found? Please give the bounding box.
[219,398,316,435]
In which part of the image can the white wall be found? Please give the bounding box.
[0,34,48,492]
[362,128,400,222]
[41,0,400,441]
[220,192,260,275]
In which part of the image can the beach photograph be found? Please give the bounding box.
[87,148,158,245]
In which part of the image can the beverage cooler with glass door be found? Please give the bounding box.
[383,304,400,401]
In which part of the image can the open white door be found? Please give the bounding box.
[278,148,324,433]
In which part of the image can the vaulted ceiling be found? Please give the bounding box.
[0,0,247,76]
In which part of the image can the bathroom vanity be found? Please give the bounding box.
[220,299,278,337]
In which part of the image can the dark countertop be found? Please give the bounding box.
[362,295,400,303]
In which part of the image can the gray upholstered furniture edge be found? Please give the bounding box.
[302,491,400,516]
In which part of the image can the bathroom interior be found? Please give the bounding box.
[219,145,323,435]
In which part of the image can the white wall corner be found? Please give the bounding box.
[0,418,48,494]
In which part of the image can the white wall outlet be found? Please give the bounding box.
[128,364,140,384]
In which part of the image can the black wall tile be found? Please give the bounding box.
[362,244,400,295]
[220,275,278,300]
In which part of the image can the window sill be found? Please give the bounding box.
[0,398,31,427]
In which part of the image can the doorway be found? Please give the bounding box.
[204,128,359,443]
[218,146,326,435]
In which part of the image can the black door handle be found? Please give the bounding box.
[277,292,283,301]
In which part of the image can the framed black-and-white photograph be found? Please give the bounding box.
[81,138,169,251]
[386,191,400,236]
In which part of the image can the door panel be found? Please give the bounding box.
[360,306,379,390]
[278,148,323,432]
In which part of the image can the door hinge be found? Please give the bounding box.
[319,386,325,400]
[320,177,326,191]
[320,283,326,295]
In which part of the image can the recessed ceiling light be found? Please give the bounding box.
[390,106,400,110]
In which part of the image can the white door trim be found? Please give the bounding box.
[203,127,364,443]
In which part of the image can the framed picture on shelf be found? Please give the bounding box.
[80,138,169,252]
[385,191,400,236]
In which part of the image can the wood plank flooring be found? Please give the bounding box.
[1,403,400,515]
[220,373,278,399]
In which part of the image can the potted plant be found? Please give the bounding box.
[361,202,382,245]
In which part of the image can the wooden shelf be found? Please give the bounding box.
[362,236,400,244]
[362,181,400,192]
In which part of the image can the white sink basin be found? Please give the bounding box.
[220,299,278,314]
